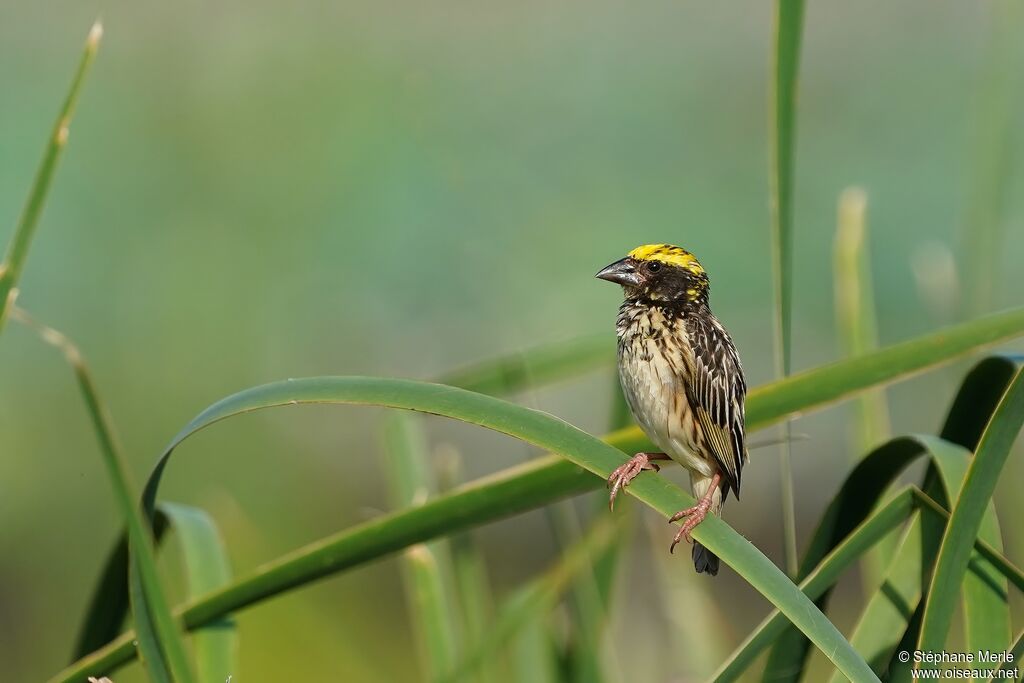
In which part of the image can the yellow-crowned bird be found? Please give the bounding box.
[596,244,748,575]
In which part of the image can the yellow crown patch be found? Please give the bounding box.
[627,244,705,275]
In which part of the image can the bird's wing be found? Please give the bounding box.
[683,314,747,495]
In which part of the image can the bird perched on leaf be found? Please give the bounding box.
[596,244,748,575]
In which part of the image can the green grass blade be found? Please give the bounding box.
[158,504,237,683]
[746,308,1024,425]
[768,0,805,578]
[436,334,612,395]
[916,368,1024,664]
[939,356,1022,447]
[72,519,169,659]
[130,377,875,681]
[910,489,1024,593]
[436,450,496,683]
[834,187,891,454]
[12,308,194,683]
[833,187,895,594]
[383,414,459,681]
[72,504,237,680]
[0,23,101,331]
[767,0,804,373]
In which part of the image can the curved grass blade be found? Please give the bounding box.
[0,23,102,331]
[133,377,876,682]
[759,357,1019,683]
[73,504,237,681]
[11,308,193,683]
[383,414,459,681]
[158,504,237,683]
[916,367,1024,665]
[436,334,612,396]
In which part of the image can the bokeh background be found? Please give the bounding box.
[2,1,1023,681]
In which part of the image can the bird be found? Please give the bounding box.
[596,243,748,575]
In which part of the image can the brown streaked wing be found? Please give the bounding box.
[682,313,747,495]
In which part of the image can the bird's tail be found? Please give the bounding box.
[692,542,719,575]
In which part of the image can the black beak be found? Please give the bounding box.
[595,258,641,287]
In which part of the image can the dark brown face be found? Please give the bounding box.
[596,257,709,304]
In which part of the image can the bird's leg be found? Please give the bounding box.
[607,452,671,510]
[668,473,721,553]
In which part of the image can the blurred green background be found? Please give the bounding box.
[2,1,1022,680]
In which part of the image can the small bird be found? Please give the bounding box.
[596,244,748,575]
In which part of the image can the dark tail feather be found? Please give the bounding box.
[692,542,720,576]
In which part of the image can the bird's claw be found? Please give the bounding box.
[607,453,662,511]
[668,500,712,554]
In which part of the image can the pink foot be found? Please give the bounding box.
[668,472,721,554]
[606,452,670,510]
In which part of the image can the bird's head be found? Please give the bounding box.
[596,243,710,304]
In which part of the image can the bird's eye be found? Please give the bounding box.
[646,261,661,273]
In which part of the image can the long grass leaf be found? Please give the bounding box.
[834,187,895,595]
[0,23,101,331]
[746,308,1024,425]
[916,368,1024,666]
[158,504,237,683]
[435,450,495,683]
[834,187,891,454]
[383,414,459,681]
[79,503,237,683]
[11,307,194,682]
[768,0,806,577]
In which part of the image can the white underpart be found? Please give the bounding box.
[617,307,716,480]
